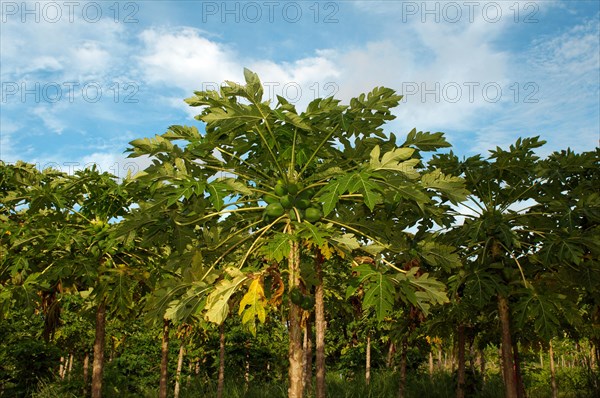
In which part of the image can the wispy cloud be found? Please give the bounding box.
[1,0,597,169]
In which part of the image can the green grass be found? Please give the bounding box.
[33,367,600,398]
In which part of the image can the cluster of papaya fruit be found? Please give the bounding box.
[263,180,323,223]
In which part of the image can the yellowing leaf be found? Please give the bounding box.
[332,233,361,252]
[238,278,268,336]
[320,242,335,260]
[204,274,247,325]
[369,145,381,168]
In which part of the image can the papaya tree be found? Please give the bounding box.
[0,162,149,398]
[518,148,600,395]
[125,69,467,398]
[428,137,598,398]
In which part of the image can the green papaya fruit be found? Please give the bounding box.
[296,198,311,210]
[287,183,299,195]
[265,202,285,217]
[264,194,279,204]
[274,183,287,196]
[305,207,322,223]
[280,194,294,209]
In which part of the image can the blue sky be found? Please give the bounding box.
[1,0,598,178]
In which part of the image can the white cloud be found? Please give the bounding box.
[69,41,112,76]
[472,16,600,154]
[0,119,21,162]
[2,0,596,165]
[80,152,152,180]
[137,27,241,89]
[134,20,508,131]
[31,105,66,134]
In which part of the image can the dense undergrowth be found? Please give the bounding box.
[30,368,600,398]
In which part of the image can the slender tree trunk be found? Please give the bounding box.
[469,340,476,371]
[498,295,518,398]
[438,349,443,370]
[287,240,305,398]
[91,301,106,398]
[513,343,526,398]
[387,342,395,368]
[187,362,192,387]
[83,351,90,396]
[244,347,250,391]
[592,337,600,370]
[303,318,313,391]
[60,356,66,379]
[451,339,457,373]
[397,337,408,398]
[445,353,448,370]
[429,351,434,377]
[539,350,544,368]
[174,342,185,398]
[456,324,466,398]
[366,333,371,386]
[159,319,170,398]
[549,341,558,398]
[478,348,486,379]
[315,250,326,398]
[217,324,226,398]
[67,353,74,379]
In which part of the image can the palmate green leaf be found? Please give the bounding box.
[417,240,462,270]
[463,268,503,308]
[238,277,268,336]
[259,232,292,262]
[127,135,175,157]
[179,284,209,317]
[166,180,205,206]
[220,71,266,104]
[103,271,136,316]
[298,221,328,247]
[319,176,353,216]
[347,172,383,210]
[396,268,449,316]
[331,233,361,252]
[174,158,187,176]
[538,236,587,266]
[348,86,402,118]
[402,129,451,151]
[220,177,253,196]
[277,109,311,131]
[421,169,469,204]
[347,264,395,321]
[304,166,344,183]
[369,145,418,178]
[243,67,264,102]
[362,244,387,256]
[201,106,262,126]
[513,289,564,340]
[205,181,230,211]
[204,273,248,325]
[144,283,191,325]
[162,125,201,141]
[391,181,431,204]
[163,283,210,324]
